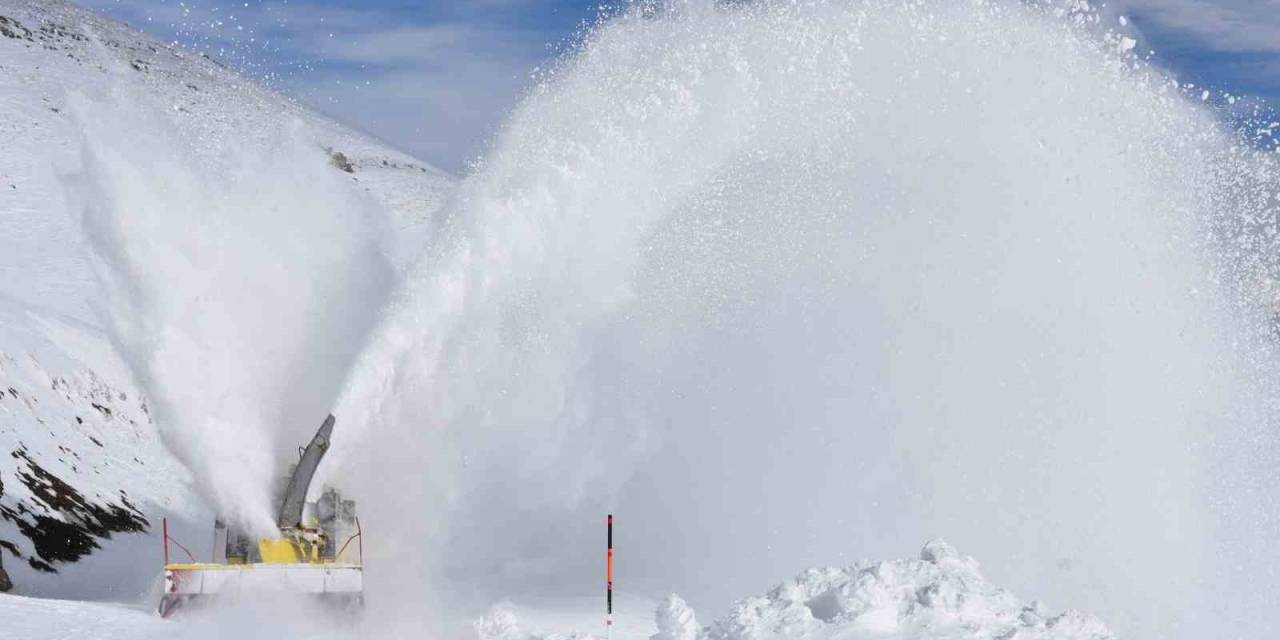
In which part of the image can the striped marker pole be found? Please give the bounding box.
[607,514,614,640]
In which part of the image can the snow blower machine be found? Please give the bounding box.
[158,415,363,617]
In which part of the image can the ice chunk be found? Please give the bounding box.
[475,604,533,640]
[652,594,700,640]
[920,538,959,563]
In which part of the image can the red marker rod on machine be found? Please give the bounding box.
[607,514,614,640]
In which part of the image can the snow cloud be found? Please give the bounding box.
[64,75,395,537]
[324,4,1280,639]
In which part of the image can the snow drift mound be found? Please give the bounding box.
[700,541,1112,640]
[476,542,1114,640]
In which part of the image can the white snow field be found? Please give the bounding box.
[1,593,168,639]
[0,0,451,602]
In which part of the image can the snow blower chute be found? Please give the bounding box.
[158,414,363,617]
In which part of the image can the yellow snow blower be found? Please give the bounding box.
[158,415,363,617]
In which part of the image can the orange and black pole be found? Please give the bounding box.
[607,514,614,640]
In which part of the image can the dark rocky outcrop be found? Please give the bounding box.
[0,473,10,592]
[0,447,148,571]
[0,14,32,40]
[0,555,11,592]
[329,150,356,173]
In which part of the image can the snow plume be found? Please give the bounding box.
[330,1,1280,638]
[62,76,393,536]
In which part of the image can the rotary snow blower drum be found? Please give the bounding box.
[158,415,363,618]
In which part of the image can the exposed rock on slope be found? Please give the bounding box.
[0,304,197,597]
[1,349,156,574]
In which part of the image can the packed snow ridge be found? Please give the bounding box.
[478,542,1114,640]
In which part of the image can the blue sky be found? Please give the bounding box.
[79,0,1280,173]
[80,0,603,172]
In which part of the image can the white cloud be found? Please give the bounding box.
[77,0,562,171]
[285,55,537,171]
[1110,0,1280,54]
[302,22,547,68]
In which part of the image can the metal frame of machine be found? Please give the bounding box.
[158,415,363,617]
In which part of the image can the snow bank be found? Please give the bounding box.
[701,541,1113,640]
[475,543,1115,640]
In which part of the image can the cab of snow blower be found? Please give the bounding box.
[158,414,363,618]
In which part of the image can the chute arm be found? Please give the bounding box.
[276,414,335,529]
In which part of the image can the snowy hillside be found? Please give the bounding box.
[0,0,452,598]
[476,542,1115,640]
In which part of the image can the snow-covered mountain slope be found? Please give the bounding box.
[0,0,453,598]
[0,0,451,324]
[477,542,1115,640]
[0,295,196,600]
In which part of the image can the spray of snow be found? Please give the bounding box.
[324,1,1280,638]
[62,73,394,535]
